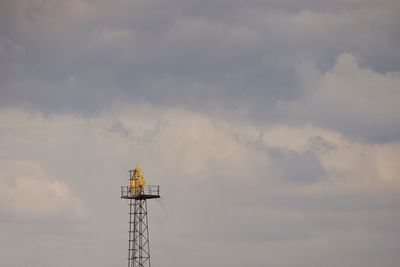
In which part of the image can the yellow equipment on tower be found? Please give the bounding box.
[130,164,145,195]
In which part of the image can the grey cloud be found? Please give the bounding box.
[305,135,337,153]
[0,0,399,131]
[270,148,326,184]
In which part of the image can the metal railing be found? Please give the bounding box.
[121,185,160,198]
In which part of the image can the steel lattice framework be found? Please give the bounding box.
[121,169,160,267]
[128,199,150,267]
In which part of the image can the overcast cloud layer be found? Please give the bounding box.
[0,1,400,267]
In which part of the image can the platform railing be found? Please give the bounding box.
[121,185,160,198]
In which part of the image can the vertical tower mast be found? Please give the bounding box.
[121,164,160,267]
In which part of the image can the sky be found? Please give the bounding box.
[0,0,399,266]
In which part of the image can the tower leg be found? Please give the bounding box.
[127,199,151,267]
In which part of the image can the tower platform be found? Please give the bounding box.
[121,185,160,200]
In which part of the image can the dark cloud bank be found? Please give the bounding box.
[1,0,399,141]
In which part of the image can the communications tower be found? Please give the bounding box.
[121,164,160,267]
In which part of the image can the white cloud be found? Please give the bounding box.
[2,105,399,266]
[0,160,84,222]
[279,53,400,142]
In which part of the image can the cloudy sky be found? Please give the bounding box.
[0,0,400,266]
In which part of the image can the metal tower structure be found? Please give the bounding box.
[121,164,160,267]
